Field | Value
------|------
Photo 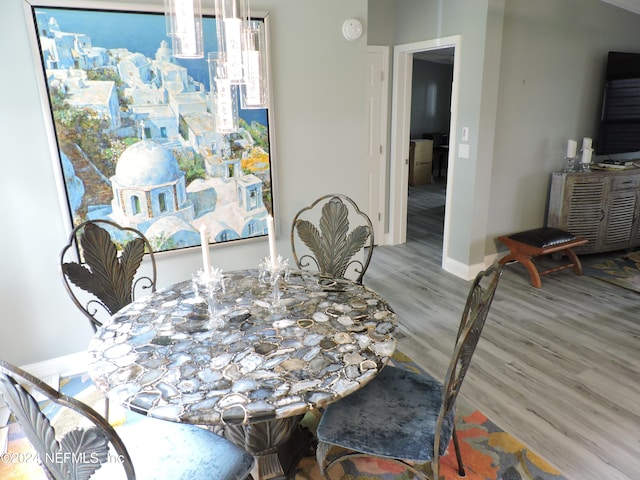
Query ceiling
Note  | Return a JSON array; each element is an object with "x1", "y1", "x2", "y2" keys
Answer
[
  {"x1": 600, "y1": 0, "x2": 640, "y2": 15},
  {"x1": 414, "y1": 48, "x2": 454, "y2": 65}
]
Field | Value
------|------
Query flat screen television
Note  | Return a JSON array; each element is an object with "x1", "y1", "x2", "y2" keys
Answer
[{"x1": 596, "y1": 51, "x2": 640, "y2": 160}]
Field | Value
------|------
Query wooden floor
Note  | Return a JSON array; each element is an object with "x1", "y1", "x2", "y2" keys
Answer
[{"x1": 365, "y1": 181, "x2": 640, "y2": 480}]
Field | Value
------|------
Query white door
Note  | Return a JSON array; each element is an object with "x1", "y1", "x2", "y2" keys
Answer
[{"x1": 366, "y1": 46, "x2": 389, "y2": 245}]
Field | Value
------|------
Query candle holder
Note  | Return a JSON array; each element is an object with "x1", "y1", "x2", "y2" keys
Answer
[
  {"x1": 192, "y1": 267, "x2": 226, "y2": 328},
  {"x1": 579, "y1": 147, "x2": 594, "y2": 172},
  {"x1": 258, "y1": 255, "x2": 290, "y2": 313},
  {"x1": 562, "y1": 155, "x2": 577, "y2": 172}
]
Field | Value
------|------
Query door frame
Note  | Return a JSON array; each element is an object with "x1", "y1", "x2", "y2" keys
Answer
[{"x1": 388, "y1": 35, "x2": 461, "y2": 266}]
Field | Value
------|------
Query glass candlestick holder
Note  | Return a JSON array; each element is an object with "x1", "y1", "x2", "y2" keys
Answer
[
  {"x1": 562, "y1": 155, "x2": 577, "y2": 172},
  {"x1": 192, "y1": 267, "x2": 226, "y2": 328},
  {"x1": 579, "y1": 160, "x2": 592, "y2": 172},
  {"x1": 258, "y1": 255, "x2": 290, "y2": 313},
  {"x1": 579, "y1": 148, "x2": 593, "y2": 172}
]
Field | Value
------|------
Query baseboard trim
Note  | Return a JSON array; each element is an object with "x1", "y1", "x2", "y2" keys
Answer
[
  {"x1": 443, "y1": 256, "x2": 486, "y2": 280},
  {"x1": 21, "y1": 351, "x2": 89, "y2": 379},
  {"x1": 443, "y1": 253, "x2": 501, "y2": 280}
]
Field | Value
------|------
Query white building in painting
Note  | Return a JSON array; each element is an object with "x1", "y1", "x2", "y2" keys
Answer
[
  {"x1": 36, "y1": 12, "x2": 109, "y2": 71},
  {"x1": 109, "y1": 139, "x2": 268, "y2": 247},
  {"x1": 109, "y1": 140, "x2": 194, "y2": 232}
]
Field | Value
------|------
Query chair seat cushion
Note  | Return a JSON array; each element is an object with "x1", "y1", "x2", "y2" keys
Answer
[
  {"x1": 93, "y1": 415, "x2": 254, "y2": 480},
  {"x1": 317, "y1": 366, "x2": 454, "y2": 462},
  {"x1": 507, "y1": 227, "x2": 576, "y2": 249}
]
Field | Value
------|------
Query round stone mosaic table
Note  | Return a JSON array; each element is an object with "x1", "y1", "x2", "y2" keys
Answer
[{"x1": 88, "y1": 268, "x2": 397, "y2": 479}]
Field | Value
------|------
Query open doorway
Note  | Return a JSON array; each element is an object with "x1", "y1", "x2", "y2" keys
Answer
[
  {"x1": 407, "y1": 47, "x2": 454, "y2": 254},
  {"x1": 388, "y1": 36, "x2": 460, "y2": 268}
]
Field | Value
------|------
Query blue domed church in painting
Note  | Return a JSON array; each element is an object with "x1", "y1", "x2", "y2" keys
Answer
[
  {"x1": 107, "y1": 140, "x2": 267, "y2": 250},
  {"x1": 110, "y1": 140, "x2": 194, "y2": 231}
]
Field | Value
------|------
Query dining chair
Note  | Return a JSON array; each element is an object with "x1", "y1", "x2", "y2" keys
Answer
[
  {"x1": 432, "y1": 132, "x2": 449, "y2": 178},
  {"x1": 291, "y1": 194, "x2": 374, "y2": 284},
  {"x1": 315, "y1": 263, "x2": 504, "y2": 480},
  {"x1": 60, "y1": 219, "x2": 158, "y2": 332},
  {"x1": 0, "y1": 358, "x2": 255, "y2": 480}
]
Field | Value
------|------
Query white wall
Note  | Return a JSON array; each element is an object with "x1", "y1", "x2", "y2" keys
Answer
[
  {"x1": 0, "y1": 0, "x2": 367, "y2": 365},
  {"x1": 379, "y1": 0, "x2": 504, "y2": 266},
  {"x1": 371, "y1": 0, "x2": 640, "y2": 266},
  {"x1": 488, "y1": 0, "x2": 640, "y2": 254}
]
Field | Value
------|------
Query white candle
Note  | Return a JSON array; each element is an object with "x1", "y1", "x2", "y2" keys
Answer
[
  {"x1": 200, "y1": 225, "x2": 211, "y2": 277},
  {"x1": 582, "y1": 137, "x2": 592, "y2": 150},
  {"x1": 267, "y1": 215, "x2": 277, "y2": 261},
  {"x1": 566, "y1": 139, "x2": 577, "y2": 158},
  {"x1": 581, "y1": 148, "x2": 593, "y2": 164}
]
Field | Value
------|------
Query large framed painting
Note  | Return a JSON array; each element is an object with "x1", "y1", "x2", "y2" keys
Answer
[{"x1": 23, "y1": 0, "x2": 275, "y2": 254}]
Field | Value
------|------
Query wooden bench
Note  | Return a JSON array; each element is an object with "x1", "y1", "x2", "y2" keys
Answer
[{"x1": 497, "y1": 227, "x2": 588, "y2": 288}]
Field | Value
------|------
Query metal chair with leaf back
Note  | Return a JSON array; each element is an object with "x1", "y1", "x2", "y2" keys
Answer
[
  {"x1": 60, "y1": 219, "x2": 158, "y2": 332},
  {"x1": 315, "y1": 263, "x2": 504, "y2": 480},
  {"x1": 290, "y1": 194, "x2": 374, "y2": 284},
  {"x1": 0, "y1": 358, "x2": 255, "y2": 480}
]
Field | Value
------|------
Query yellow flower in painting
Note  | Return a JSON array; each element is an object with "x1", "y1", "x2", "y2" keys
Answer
[{"x1": 488, "y1": 432, "x2": 562, "y2": 475}]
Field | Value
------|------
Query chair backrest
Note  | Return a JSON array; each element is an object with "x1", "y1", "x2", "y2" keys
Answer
[
  {"x1": 60, "y1": 219, "x2": 157, "y2": 332},
  {"x1": 433, "y1": 263, "x2": 503, "y2": 466},
  {"x1": 291, "y1": 194, "x2": 374, "y2": 283},
  {"x1": 0, "y1": 359, "x2": 135, "y2": 480}
]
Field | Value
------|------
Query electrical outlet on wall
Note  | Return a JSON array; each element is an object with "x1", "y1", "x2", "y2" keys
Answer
[{"x1": 459, "y1": 143, "x2": 470, "y2": 158}]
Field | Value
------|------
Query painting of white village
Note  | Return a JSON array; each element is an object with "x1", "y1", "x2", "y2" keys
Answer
[{"x1": 32, "y1": 7, "x2": 272, "y2": 253}]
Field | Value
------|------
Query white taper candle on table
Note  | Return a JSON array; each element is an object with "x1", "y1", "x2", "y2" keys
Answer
[
  {"x1": 200, "y1": 225, "x2": 211, "y2": 277},
  {"x1": 581, "y1": 147, "x2": 593, "y2": 164},
  {"x1": 267, "y1": 214, "x2": 277, "y2": 261},
  {"x1": 566, "y1": 139, "x2": 577, "y2": 158}
]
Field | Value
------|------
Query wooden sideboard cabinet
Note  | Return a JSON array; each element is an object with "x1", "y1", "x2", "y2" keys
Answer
[{"x1": 547, "y1": 168, "x2": 640, "y2": 254}]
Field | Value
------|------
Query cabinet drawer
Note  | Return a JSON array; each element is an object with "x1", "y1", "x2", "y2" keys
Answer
[{"x1": 610, "y1": 175, "x2": 640, "y2": 190}]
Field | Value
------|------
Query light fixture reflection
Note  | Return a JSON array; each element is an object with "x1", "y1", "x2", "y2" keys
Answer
[
  {"x1": 241, "y1": 20, "x2": 268, "y2": 109},
  {"x1": 165, "y1": 0, "x2": 204, "y2": 59},
  {"x1": 215, "y1": 0, "x2": 247, "y2": 84},
  {"x1": 208, "y1": 52, "x2": 239, "y2": 133},
  {"x1": 165, "y1": 0, "x2": 268, "y2": 132}
]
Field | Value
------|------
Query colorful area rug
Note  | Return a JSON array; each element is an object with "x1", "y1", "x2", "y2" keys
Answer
[
  {"x1": 1, "y1": 352, "x2": 567, "y2": 480},
  {"x1": 583, "y1": 251, "x2": 640, "y2": 293}
]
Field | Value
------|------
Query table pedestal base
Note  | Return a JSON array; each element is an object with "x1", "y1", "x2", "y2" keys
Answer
[{"x1": 223, "y1": 415, "x2": 313, "y2": 480}]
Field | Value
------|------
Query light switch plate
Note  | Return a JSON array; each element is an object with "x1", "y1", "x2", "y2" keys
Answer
[
  {"x1": 461, "y1": 127, "x2": 469, "y2": 142},
  {"x1": 459, "y1": 143, "x2": 470, "y2": 158}
]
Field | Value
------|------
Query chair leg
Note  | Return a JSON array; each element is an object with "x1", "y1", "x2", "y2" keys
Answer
[
  {"x1": 500, "y1": 252, "x2": 542, "y2": 288},
  {"x1": 564, "y1": 248, "x2": 584, "y2": 275},
  {"x1": 451, "y1": 425, "x2": 466, "y2": 477}
]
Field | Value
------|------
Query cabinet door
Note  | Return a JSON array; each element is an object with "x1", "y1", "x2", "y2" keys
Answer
[
  {"x1": 564, "y1": 175, "x2": 606, "y2": 253},
  {"x1": 603, "y1": 190, "x2": 637, "y2": 251}
]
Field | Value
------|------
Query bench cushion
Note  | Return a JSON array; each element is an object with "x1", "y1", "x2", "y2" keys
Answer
[{"x1": 507, "y1": 227, "x2": 577, "y2": 249}]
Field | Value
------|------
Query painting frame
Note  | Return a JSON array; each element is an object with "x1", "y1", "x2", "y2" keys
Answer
[{"x1": 23, "y1": 0, "x2": 277, "y2": 255}]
